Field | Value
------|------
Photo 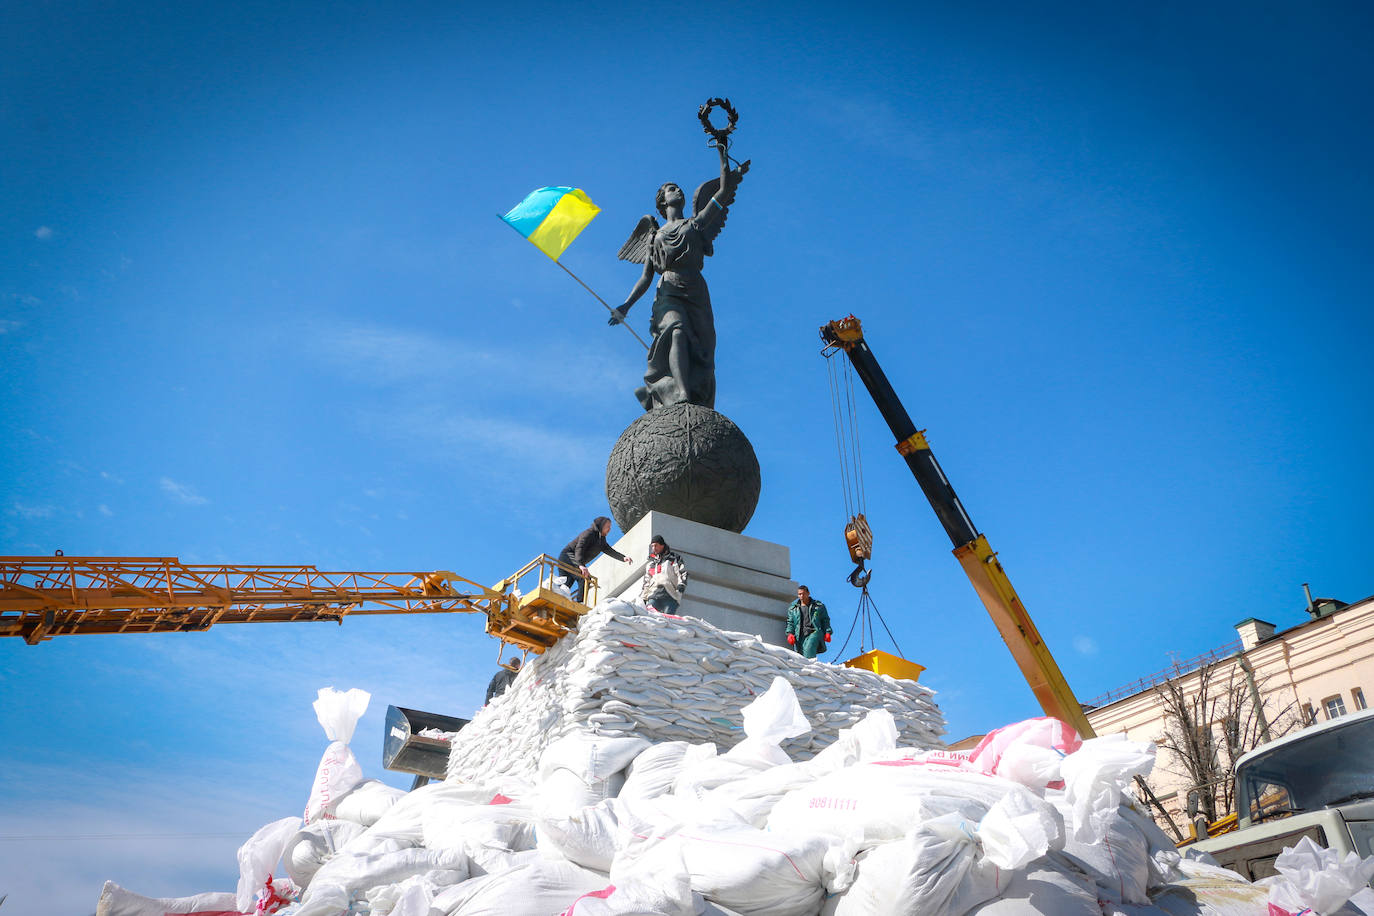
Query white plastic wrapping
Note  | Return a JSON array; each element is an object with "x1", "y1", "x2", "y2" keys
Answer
[
  {"x1": 1263, "y1": 836, "x2": 1374, "y2": 916},
  {"x1": 823, "y1": 812, "x2": 1011, "y2": 916},
  {"x1": 235, "y1": 815, "x2": 302, "y2": 912},
  {"x1": 1059, "y1": 734, "x2": 1156, "y2": 844}
]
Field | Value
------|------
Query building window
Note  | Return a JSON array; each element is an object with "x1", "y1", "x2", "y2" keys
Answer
[
  {"x1": 1304, "y1": 703, "x2": 1318, "y2": 725},
  {"x1": 1354, "y1": 688, "x2": 1367, "y2": 711},
  {"x1": 1324, "y1": 695, "x2": 1347, "y2": 720}
]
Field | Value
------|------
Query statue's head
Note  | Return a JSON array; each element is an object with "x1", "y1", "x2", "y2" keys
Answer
[{"x1": 656, "y1": 182, "x2": 685, "y2": 218}]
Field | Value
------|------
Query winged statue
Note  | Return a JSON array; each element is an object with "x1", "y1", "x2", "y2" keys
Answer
[{"x1": 608, "y1": 135, "x2": 750, "y2": 411}]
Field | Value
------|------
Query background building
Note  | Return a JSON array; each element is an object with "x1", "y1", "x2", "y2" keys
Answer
[{"x1": 1085, "y1": 590, "x2": 1374, "y2": 835}]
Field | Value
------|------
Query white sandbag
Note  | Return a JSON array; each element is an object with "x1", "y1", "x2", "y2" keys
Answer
[
  {"x1": 439, "y1": 857, "x2": 609, "y2": 916},
  {"x1": 539, "y1": 794, "x2": 690, "y2": 873},
  {"x1": 285, "y1": 819, "x2": 368, "y2": 888},
  {"x1": 304, "y1": 687, "x2": 371, "y2": 823},
  {"x1": 235, "y1": 815, "x2": 302, "y2": 912},
  {"x1": 965, "y1": 861, "x2": 1100, "y2": 915},
  {"x1": 975, "y1": 786, "x2": 1062, "y2": 871},
  {"x1": 735, "y1": 676, "x2": 811, "y2": 765},
  {"x1": 1120, "y1": 803, "x2": 1184, "y2": 890},
  {"x1": 673, "y1": 742, "x2": 768, "y2": 800},
  {"x1": 1059, "y1": 734, "x2": 1156, "y2": 844},
  {"x1": 620, "y1": 741, "x2": 693, "y2": 802},
  {"x1": 345, "y1": 781, "x2": 495, "y2": 852},
  {"x1": 292, "y1": 847, "x2": 468, "y2": 916},
  {"x1": 365, "y1": 873, "x2": 440, "y2": 916},
  {"x1": 335, "y1": 778, "x2": 407, "y2": 826},
  {"x1": 823, "y1": 813, "x2": 1011, "y2": 916},
  {"x1": 94, "y1": 881, "x2": 240, "y2": 916},
  {"x1": 671, "y1": 679, "x2": 813, "y2": 803},
  {"x1": 537, "y1": 733, "x2": 651, "y2": 814},
  {"x1": 557, "y1": 850, "x2": 704, "y2": 916},
  {"x1": 768, "y1": 762, "x2": 1013, "y2": 847},
  {"x1": 624, "y1": 824, "x2": 829, "y2": 916},
  {"x1": 1052, "y1": 799, "x2": 1152, "y2": 905},
  {"x1": 422, "y1": 795, "x2": 538, "y2": 866}
]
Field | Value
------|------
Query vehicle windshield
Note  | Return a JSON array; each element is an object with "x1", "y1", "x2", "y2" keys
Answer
[{"x1": 1238, "y1": 717, "x2": 1374, "y2": 822}]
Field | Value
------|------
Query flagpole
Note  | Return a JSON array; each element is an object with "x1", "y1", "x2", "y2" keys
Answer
[
  {"x1": 551, "y1": 259, "x2": 650, "y2": 351},
  {"x1": 498, "y1": 213, "x2": 650, "y2": 351}
]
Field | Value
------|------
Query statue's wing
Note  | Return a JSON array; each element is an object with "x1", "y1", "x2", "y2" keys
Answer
[
  {"x1": 692, "y1": 160, "x2": 750, "y2": 252},
  {"x1": 617, "y1": 215, "x2": 659, "y2": 264}
]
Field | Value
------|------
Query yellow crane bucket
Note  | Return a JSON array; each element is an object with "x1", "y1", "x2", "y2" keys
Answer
[{"x1": 844, "y1": 648, "x2": 925, "y2": 683}]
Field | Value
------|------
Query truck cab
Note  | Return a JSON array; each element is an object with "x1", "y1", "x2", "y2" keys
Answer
[{"x1": 1192, "y1": 707, "x2": 1374, "y2": 881}]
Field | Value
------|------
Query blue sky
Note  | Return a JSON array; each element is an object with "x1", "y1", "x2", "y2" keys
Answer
[{"x1": 3, "y1": 1, "x2": 1372, "y2": 912}]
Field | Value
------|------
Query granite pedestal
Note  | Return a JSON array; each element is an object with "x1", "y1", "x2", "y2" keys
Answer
[{"x1": 587, "y1": 511, "x2": 795, "y2": 647}]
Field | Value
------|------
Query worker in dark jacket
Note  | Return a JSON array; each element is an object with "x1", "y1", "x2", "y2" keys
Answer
[
  {"x1": 785, "y1": 585, "x2": 832, "y2": 659},
  {"x1": 485, "y1": 657, "x2": 521, "y2": 704},
  {"x1": 557, "y1": 515, "x2": 631, "y2": 603}
]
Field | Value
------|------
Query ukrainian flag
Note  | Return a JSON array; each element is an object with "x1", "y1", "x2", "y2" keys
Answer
[{"x1": 501, "y1": 187, "x2": 600, "y2": 261}]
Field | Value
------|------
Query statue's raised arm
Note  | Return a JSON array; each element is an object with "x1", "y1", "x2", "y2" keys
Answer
[{"x1": 691, "y1": 145, "x2": 750, "y2": 255}]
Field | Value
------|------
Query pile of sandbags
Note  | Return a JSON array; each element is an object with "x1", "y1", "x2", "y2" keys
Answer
[
  {"x1": 99, "y1": 600, "x2": 1374, "y2": 916},
  {"x1": 237, "y1": 676, "x2": 1374, "y2": 916},
  {"x1": 445, "y1": 599, "x2": 946, "y2": 789}
]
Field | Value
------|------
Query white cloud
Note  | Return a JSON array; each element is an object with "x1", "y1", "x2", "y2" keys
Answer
[
  {"x1": 1073, "y1": 635, "x2": 1098, "y2": 656},
  {"x1": 33, "y1": 226, "x2": 53, "y2": 240},
  {"x1": 304, "y1": 320, "x2": 624, "y2": 392},
  {"x1": 160, "y1": 478, "x2": 208, "y2": 506},
  {"x1": 100, "y1": 471, "x2": 125, "y2": 485},
  {"x1": 98, "y1": 504, "x2": 113, "y2": 517},
  {"x1": 0, "y1": 318, "x2": 22, "y2": 334},
  {"x1": 10, "y1": 502, "x2": 54, "y2": 519}
]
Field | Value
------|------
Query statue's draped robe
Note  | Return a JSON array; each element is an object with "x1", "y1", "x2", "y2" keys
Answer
[{"x1": 640, "y1": 204, "x2": 725, "y2": 410}]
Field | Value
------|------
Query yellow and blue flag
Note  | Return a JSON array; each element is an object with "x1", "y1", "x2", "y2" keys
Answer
[{"x1": 501, "y1": 187, "x2": 600, "y2": 260}]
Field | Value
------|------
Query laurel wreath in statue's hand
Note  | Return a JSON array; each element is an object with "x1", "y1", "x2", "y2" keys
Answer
[{"x1": 698, "y1": 98, "x2": 739, "y2": 149}]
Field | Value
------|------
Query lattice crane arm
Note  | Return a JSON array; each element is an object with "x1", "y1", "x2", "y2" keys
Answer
[{"x1": 0, "y1": 554, "x2": 591, "y2": 654}]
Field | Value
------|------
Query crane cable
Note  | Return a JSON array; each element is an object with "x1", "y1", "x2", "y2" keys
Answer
[
  {"x1": 823, "y1": 348, "x2": 906, "y2": 660},
  {"x1": 825, "y1": 348, "x2": 866, "y2": 523}
]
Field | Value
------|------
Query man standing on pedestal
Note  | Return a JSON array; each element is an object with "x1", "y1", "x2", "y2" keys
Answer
[
  {"x1": 640, "y1": 535, "x2": 688, "y2": 614},
  {"x1": 786, "y1": 585, "x2": 832, "y2": 659}
]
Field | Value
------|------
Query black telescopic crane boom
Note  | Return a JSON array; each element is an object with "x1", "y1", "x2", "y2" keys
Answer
[{"x1": 821, "y1": 315, "x2": 1095, "y2": 740}]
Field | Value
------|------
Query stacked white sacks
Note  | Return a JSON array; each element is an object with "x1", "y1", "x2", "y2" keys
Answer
[{"x1": 445, "y1": 599, "x2": 946, "y2": 790}]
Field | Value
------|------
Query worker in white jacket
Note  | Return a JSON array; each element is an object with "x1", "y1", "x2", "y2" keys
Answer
[{"x1": 640, "y1": 535, "x2": 688, "y2": 614}]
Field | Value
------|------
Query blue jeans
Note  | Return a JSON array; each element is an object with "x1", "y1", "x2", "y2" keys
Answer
[{"x1": 645, "y1": 591, "x2": 679, "y2": 614}]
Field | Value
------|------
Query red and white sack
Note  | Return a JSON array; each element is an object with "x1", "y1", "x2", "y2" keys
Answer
[
  {"x1": 965, "y1": 716, "x2": 1082, "y2": 790},
  {"x1": 235, "y1": 815, "x2": 303, "y2": 912},
  {"x1": 768, "y1": 762, "x2": 1013, "y2": 847},
  {"x1": 304, "y1": 686, "x2": 371, "y2": 823}
]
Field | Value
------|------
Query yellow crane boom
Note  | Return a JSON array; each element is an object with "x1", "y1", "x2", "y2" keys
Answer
[
  {"x1": 821, "y1": 316, "x2": 1095, "y2": 739},
  {"x1": 0, "y1": 553, "x2": 592, "y2": 653}
]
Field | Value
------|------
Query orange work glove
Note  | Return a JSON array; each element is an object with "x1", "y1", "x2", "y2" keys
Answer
[
  {"x1": 824, "y1": 633, "x2": 832, "y2": 642},
  {"x1": 786, "y1": 634, "x2": 796, "y2": 645}
]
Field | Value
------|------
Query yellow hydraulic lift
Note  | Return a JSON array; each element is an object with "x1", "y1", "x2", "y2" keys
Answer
[
  {"x1": 0, "y1": 553, "x2": 595, "y2": 655},
  {"x1": 821, "y1": 315, "x2": 1096, "y2": 739}
]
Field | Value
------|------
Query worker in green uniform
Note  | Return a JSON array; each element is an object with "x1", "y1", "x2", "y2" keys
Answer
[{"x1": 785, "y1": 585, "x2": 832, "y2": 659}]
